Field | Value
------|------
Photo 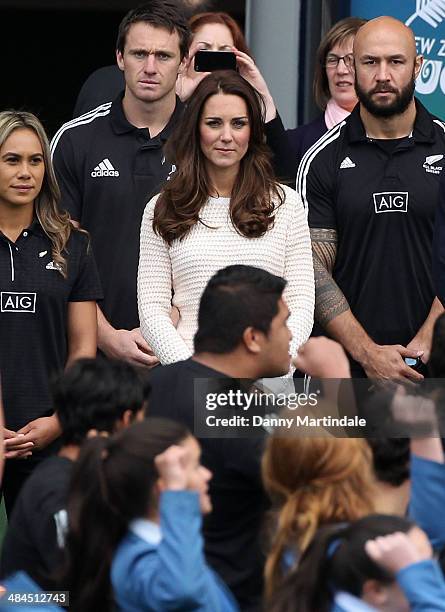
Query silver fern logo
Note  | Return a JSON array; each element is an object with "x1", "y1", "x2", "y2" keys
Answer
[{"x1": 406, "y1": 0, "x2": 445, "y2": 28}]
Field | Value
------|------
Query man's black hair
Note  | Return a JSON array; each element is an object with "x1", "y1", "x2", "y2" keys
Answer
[
  {"x1": 116, "y1": 0, "x2": 191, "y2": 60},
  {"x1": 367, "y1": 438, "x2": 410, "y2": 487},
  {"x1": 194, "y1": 264, "x2": 287, "y2": 354},
  {"x1": 52, "y1": 358, "x2": 150, "y2": 446}
]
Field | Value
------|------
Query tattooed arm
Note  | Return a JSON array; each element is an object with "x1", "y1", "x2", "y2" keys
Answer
[{"x1": 311, "y1": 228, "x2": 424, "y2": 380}]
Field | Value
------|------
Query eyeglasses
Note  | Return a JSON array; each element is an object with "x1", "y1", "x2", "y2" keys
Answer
[{"x1": 324, "y1": 53, "x2": 354, "y2": 69}]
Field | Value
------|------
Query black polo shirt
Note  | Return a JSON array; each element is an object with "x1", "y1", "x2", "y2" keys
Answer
[
  {"x1": 297, "y1": 99, "x2": 445, "y2": 356},
  {"x1": 0, "y1": 221, "x2": 102, "y2": 431},
  {"x1": 51, "y1": 92, "x2": 184, "y2": 331},
  {"x1": 147, "y1": 358, "x2": 269, "y2": 612}
]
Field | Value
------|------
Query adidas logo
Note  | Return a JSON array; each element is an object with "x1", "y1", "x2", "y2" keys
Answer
[
  {"x1": 340, "y1": 156, "x2": 356, "y2": 169},
  {"x1": 91, "y1": 158, "x2": 120, "y2": 177},
  {"x1": 46, "y1": 260, "x2": 62, "y2": 272}
]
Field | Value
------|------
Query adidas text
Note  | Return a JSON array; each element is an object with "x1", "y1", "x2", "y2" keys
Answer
[
  {"x1": 91, "y1": 158, "x2": 120, "y2": 177},
  {"x1": 91, "y1": 168, "x2": 119, "y2": 177}
]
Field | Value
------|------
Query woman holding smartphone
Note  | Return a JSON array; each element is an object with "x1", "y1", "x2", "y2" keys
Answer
[
  {"x1": 0, "y1": 111, "x2": 101, "y2": 514},
  {"x1": 138, "y1": 71, "x2": 314, "y2": 367}
]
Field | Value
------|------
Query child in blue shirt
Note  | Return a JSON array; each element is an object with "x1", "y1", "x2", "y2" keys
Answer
[{"x1": 57, "y1": 418, "x2": 239, "y2": 611}]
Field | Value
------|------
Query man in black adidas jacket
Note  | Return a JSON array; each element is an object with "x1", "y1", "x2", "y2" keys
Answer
[
  {"x1": 297, "y1": 16, "x2": 445, "y2": 380},
  {"x1": 51, "y1": 2, "x2": 190, "y2": 367}
]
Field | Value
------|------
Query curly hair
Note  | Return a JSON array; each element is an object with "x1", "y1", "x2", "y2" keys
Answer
[
  {"x1": 152, "y1": 70, "x2": 283, "y2": 244},
  {"x1": 262, "y1": 432, "x2": 375, "y2": 599}
]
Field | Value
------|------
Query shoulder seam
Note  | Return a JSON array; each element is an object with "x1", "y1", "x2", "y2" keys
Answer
[
  {"x1": 296, "y1": 121, "x2": 346, "y2": 210},
  {"x1": 50, "y1": 103, "x2": 112, "y2": 158},
  {"x1": 433, "y1": 119, "x2": 445, "y2": 134}
]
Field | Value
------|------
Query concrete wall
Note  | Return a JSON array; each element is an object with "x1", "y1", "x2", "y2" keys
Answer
[{"x1": 245, "y1": 0, "x2": 301, "y2": 129}]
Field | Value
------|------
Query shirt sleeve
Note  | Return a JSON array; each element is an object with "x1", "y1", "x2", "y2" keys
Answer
[
  {"x1": 282, "y1": 186, "x2": 315, "y2": 354},
  {"x1": 138, "y1": 196, "x2": 192, "y2": 364},
  {"x1": 117, "y1": 492, "x2": 238, "y2": 612},
  {"x1": 50, "y1": 128, "x2": 83, "y2": 221},
  {"x1": 409, "y1": 454, "x2": 445, "y2": 551},
  {"x1": 397, "y1": 559, "x2": 445, "y2": 611},
  {"x1": 68, "y1": 231, "x2": 103, "y2": 302},
  {"x1": 0, "y1": 572, "x2": 61, "y2": 611},
  {"x1": 296, "y1": 140, "x2": 337, "y2": 230},
  {"x1": 264, "y1": 113, "x2": 298, "y2": 186}
]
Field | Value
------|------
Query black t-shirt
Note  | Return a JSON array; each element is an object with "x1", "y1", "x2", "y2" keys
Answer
[
  {"x1": 0, "y1": 221, "x2": 102, "y2": 430},
  {"x1": 298, "y1": 100, "x2": 445, "y2": 352},
  {"x1": 0, "y1": 455, "x2": 72, "y2": 586},
  {"x1": 147, "y1": 358, "x2": 269, "y2": 612},
  {"x1": 51, "y1": 93, "x2": 183, "y2": 331}
]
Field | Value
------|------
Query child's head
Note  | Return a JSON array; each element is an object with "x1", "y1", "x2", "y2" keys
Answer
[
  {"x1": 62, "y1": 418, "x2": 212, "y2": 610},
  {"x1": 52, "y1": 357, "x2": 150, "y2": 446},
  {"x1": 262, "y1": 435, "x2": 375, "y2": 596},
  {"x1": 269, "y1": 514, "x2": 432, "y2": 612}
]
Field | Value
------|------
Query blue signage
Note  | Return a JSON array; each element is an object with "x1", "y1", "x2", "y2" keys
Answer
[{"x1": 350, "y1": 0, "x2": 445, "y2": 119}]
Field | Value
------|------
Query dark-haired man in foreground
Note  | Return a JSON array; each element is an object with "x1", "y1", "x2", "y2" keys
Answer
[{"x1": 148, "y1": 264, "x2": 292, "y2": 612}]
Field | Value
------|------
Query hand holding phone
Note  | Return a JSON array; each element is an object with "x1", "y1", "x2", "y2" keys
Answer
[{"x1": 404, "y1": 356, "x2": 428, "y2": 376}]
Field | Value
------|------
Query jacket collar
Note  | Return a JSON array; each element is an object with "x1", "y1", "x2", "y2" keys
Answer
[
  {"x1": 129, "y1": 518, "x2": 162, "y2": 545},
  {"x1": 0, "y1": 217, "x2": 46, "y2": 243},
  {"x1": 345, "y1": 98, "x2": 437, "y2": 144},
  {"x1": 110, "y1": 90, "x2": 184, "y2": 141},
  {"x1": 334, "y1": 591, "x2": 376, "y2": 611}
]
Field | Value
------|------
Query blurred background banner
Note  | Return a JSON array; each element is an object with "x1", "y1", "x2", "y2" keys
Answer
[{"x1": 350, "y1": 0, "x2": 445, "y2": 119}]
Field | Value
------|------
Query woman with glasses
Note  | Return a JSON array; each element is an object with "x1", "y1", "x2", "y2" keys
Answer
[{"x1": 288, "y1": 17, "x2": 366, "y2": 171}]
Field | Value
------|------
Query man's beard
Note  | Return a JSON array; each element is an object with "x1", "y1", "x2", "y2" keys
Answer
[{"x1": 355, "y1": 74, "x2": 416, "y2": 118}]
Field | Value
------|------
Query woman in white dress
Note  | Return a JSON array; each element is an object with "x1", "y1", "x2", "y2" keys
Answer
[{"x1": 138, "y1": 71, "x2": 314, "y2": 367}]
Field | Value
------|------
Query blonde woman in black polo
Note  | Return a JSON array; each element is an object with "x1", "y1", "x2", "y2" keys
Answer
[{"x1": 0, "y1": 111, "x2": 102, "y2": 514}]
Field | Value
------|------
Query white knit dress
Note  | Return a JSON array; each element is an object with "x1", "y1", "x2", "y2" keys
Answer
[{"x1": 138, "y1": 184, "x2": 314, "y2": 365}]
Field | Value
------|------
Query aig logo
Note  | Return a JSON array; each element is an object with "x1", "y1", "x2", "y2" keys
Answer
[
  {"x1": 1, "y1": 292, "x2": 36, "y2": 313},
  {"x1": 373, "y1": 192, "x2": 408, "y2": 214}
]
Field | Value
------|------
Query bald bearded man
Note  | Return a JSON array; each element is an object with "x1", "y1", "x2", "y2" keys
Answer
[{"x1": 297, "y1": 16, "x2": 445, "y2": 380}]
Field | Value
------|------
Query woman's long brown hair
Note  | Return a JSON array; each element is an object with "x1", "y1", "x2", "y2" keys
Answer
[
  {"x1": 153, "y1": 71, "x2": 284, "y2": 245},
  {"x1": 0, "y1": 110, "x2": 73, "y2": 277},
  {"x1": 262, "y1": 433, "x2": 375, "y2": 600}
]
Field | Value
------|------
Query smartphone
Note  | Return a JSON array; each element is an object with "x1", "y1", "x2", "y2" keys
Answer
[
  {"x1": 194, "y1": 50, "x2": 237, "y2": 72},
  {"x1": 404, "y1": 357, "x2": 428, "y2": 375}
]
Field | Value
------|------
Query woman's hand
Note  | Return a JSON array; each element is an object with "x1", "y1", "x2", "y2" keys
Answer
[
  {"x1": 16, "y1": 414, "x2": 61, "y2": 452},
  {"x1": 232, "y1": 47, "x2": 277, "y2": 122},
  {"x1": 176, "y1": 47, "x2": 210, "y2": 102},
  {"x1": 4, "y1": 428, "x2": 34, "y2": 459}
]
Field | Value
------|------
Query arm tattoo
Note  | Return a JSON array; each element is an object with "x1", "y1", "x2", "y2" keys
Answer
[{"x1": 310, "y1": 228, "x2": 349, "y2": 327}]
